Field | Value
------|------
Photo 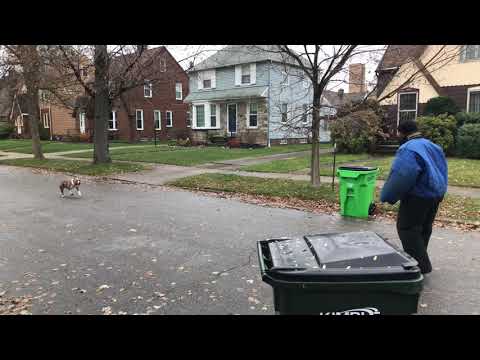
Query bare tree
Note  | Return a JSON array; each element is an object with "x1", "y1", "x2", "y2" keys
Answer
[{"x1": 0, "y1": 45, "x2": 46, "y2": 159}]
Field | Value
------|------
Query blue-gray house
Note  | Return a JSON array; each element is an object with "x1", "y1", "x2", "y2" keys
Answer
[{"x1": 184, "y1": 45, "x2": 334, "y2": 146}]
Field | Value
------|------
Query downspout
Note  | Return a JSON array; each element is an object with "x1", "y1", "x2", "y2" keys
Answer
[{"x1": 267, "y1": 60, "x2": 272, "y2": 148}]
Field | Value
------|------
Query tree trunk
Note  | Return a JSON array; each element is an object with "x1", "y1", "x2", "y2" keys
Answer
[
  {"x1": 93, "y1": 45, "x2": 111, "y2": 164},
  {"x1": 22, "y1": 46, "x2": 44, "y2": 160},
  {"x1": 310, "y1": 88, "x2": 321, "y2": 187},
  {"x1": 27, "y1": 93, "x2": 44, "y2": 160}
]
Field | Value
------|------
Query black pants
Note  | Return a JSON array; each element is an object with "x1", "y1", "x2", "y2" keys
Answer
[{"x1": 397, "y1": 195, "x2": 442, "y2": 274}]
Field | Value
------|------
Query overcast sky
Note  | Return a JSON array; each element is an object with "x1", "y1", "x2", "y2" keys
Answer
[{"x1": 155, "y1": 45, "x2": 386, "y2": 92}]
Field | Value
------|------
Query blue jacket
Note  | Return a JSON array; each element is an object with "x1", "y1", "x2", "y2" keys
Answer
[{"x1": 380, "y1": 136, "x2": 448, "y2": 205}]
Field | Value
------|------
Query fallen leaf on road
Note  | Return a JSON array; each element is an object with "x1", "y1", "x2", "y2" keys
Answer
[
  {"x1": 102, "y1": 306, "x2": 113, "y2": 315},
  {"x1": 420, "y1": 303, "x2": 428, "y2": 308},
  {"x1": 129, "y1": 229, "x2": 137, "y2": 233},
  {"x1": 97, "y1": 285, "x2": 111, "y2": 292},
  {"x1": 246, "y1": 279, "x2": 254, "y2": 284},
  {"x1": 51, "y1": 281, "x2": 60, "y2": 285},
  {"x1": 118, "y1": 311, "x2": 127, "y2": 315},
  {"x1": 211, "y1": 272, "x2": 219, "y2": 275}
]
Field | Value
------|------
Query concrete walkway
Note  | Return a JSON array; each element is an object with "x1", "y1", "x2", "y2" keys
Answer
[{"x1": 1, "y1": 146, "x2": 479, "y2": 199}]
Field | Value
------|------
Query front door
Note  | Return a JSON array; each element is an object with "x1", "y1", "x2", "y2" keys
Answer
[{"x1": 227, "y1": 104, "x2": 237, "y2": 134}]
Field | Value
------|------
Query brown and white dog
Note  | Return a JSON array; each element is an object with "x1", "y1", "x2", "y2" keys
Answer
[{"x1": 60, "y1": 177, "x2": 82, "y2": 198}]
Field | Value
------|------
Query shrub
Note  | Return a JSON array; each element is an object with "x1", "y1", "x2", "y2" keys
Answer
[
  {"x1": 330, "y1": 109, "x2": 385, "y2": 154},
  {"x1": 456, "y1": 124, "x2": 480, "y2": 159},
  {"x1": 416, "y1": 114, "x2": 457, "y2": 154},
  {"x1": 0, "y1": 122, "x2": 14, "y2": 139},
  {"x1": 424, "y1": 96, "x2": 460, "y2": 116},
  {"x1": 38, "y1": 121, "x2": 50, "y2": 140},
  {"x1": 454, "y1": 112, "x2": 480, "y2": 127}
]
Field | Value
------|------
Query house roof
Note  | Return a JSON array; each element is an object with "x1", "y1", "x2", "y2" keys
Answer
[
  {"x1": 322, "y1": 90, "x2": 367, "y2": 108},
  {"x1": 184, "y1": 85, "x2": 268, "y2": 102},
  {"x1": 190, "y1": 45, "x2": 311, "y2": 72},
  {"x1": 376, "y1": 45, "x2": 427, "y2": 71}
]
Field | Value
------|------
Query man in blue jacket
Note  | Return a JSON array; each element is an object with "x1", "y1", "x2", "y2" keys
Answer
[{"x1": 380, "y1": 120, "x2": 448, "y2": 274}]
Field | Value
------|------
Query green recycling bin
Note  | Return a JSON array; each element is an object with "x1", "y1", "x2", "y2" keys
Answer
[{"x1": 337, "y1": 166, "x2": 379, "y2": 218}]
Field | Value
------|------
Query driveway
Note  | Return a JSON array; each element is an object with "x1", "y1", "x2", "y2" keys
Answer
[{"x1": 0, "y1": 166, "x2": 479, "y2": 315}]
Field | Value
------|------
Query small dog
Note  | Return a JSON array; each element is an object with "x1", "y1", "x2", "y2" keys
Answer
[{"x1": 60, "y1": 177, "x2": 82, "y2": 198}]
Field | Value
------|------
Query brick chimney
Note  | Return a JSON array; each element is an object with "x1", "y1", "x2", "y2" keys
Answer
[{"x1": 349, "y1": 63, "x2": 366, "y2": 93}]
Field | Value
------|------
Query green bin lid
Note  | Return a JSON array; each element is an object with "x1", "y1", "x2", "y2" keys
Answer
[{"x1": 338, "y1": 166, "x2": 378, "y2": 171}]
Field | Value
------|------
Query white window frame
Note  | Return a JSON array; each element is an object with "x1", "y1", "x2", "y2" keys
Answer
[
  {"x1": 198, "y1": 70, "x2": 216, "y2": 90},
  {"x1": 175, "y1": 82, "x2": 183, "y2": 100},
  {"x1": 154, "y1": 110, "x2": 162, "y2": 130},
  {"x1": 397, "y1": 91, "x2": 418, "y2": 127},
  {"x1": 108, "y1": 110, "x2": 118, "y2": 131},
  {"x1": 241, "y1": 64, "x2": 251, "y2": 85},
  {"x1": 166, "y1": 111, "x2": 173, "y2": 127},
  {"x1": 210, "y1": 104, "x2": 218, "y2": 128},
  {"x1": 192, "y1": 102, "x2": 221, "y2": 130},
  {"x1": 186, "y1": 111, "x2": 191, "y2": 127},
  {"x1": 42, "y1": 112, "x2": 50, "y2": 128},
  {"x1": 144, "y1": 82, "x2": 153, "y2": 98},
  {"x1": 247, "y1": 102, "x2": 258, "y2": 129},
  {"x1": 467, "y1": 86, "x2": 480, "y2": 113},
  {"x1": 79, "y1": 112, "x2": 86, "y2": 134},
  {"x1": 136, "y1": 109, "x2": 144, "y2": 130}
]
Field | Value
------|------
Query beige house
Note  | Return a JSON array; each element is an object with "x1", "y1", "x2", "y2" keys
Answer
[{"x1": 376, "y1": 45, "x2": 480, "y2": 132}]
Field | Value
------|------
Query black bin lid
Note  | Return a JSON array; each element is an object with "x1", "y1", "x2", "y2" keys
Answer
[
  {"x1": 259, "y1": 231, "x2": 420, "y2": 282},
  {"x1": 338, "y1": 166, "x2": 378, "y2": 171}
]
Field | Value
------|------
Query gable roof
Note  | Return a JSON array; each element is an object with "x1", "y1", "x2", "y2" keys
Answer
[
  {"x1": 322, "y1": 90, "x2": 367, "y2": 109},
  {"x1": 191, "y1": 45, "x2": 311, "y2": 72},
  {"x1": 376, "y1": 45, "x2": 427, "y2": 71}
]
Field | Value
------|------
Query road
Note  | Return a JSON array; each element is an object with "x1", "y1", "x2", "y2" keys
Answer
[{"x1": 0, "y1": 165, "x2": 479, "y2": 315}]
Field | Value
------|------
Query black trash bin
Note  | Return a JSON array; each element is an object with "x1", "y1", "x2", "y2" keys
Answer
[{"x1": 257, "y1": 231, "x2": 423, "y2": 315}]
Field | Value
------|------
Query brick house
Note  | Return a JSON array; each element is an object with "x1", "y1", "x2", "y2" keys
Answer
[
  {"x1": 376, "y1": 45, "x2": 480, "y2": 134},
  {"x1": 74, "y1": 46, "x2": 190, "y2": 142}
]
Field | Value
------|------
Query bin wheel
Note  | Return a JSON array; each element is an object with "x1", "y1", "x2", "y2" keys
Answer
[{"x1": 369, "y1": 203, "x2": 376, "y2": 215}]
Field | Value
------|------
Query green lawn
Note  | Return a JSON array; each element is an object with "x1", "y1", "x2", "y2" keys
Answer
[
  {"x1": 243, "y1": 151, "x2": 480, "y2": 188},
  {"x1": 65, "y1": 144, "x2": 321, "y2": 166},
  {"x1": 169, "y1": 173, "x2": 480, "y2": 223},
  {"x1": 0, "y1": 139, "x2": 158, "y2": 154},
  {"x1": 0, "y1": 158, "x2": 147, "y2": 176}
]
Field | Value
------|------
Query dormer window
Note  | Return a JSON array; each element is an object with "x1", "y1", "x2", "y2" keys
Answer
[
  {"x1": 198, "y1": 70, "x2": 216, "y2": 90},
  {"x1": 462, "y1": 45, "x2": 480, "y2": 62},
  {"x1": 235, "y1": 63, "x2": 256, "y2": 86}
]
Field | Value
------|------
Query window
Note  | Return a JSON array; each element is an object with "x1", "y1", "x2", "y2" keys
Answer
[
  {"x1": 176, "y1": 83, "x2": 183, "y2": 100},
  {"x1": 199, "y1": 70, "x2": 215, "y2": 90},
  {"x1": 462, "y1": 45, "x2": 480, "y2": 61},
  {"x1": 241, "y1": 64, "x2": 251, "y2": 84},
  {"x1": 79, "y1": 112, "x2": 86, "y2": 134},
  {"x1": 42, "y1": 112, "x2": 50, "y2": 128},
  {"x1": 281, "y1": 71, "x2": 289, "y2": 86},
  {"x1": 195, "y1": 105, "x2": 205, "y2": 128},
  {"x1": 248, "y1": 103, "x2": 258, "y2": 128},
  {"x1": 166, "y1": 111, "x2": 173, "y2": 127},
  {"x1": 210, "y1": 104, "x2": 217, "y2": 127},
  {"x1": 467, "y1": 87, "x2": 480, "y2": 113},
  {"x1": 186, "y1": 111, "x2": 191, "y2": 127},
  {"x1": 136, "y1": 109, "x2": 144, "y2": 130},
  {"x1": 301, "y1": 104, "x2": 308, "y2": 124},
  {"x1": 154, "y1": 110, "x2": 161, "y2": 130},
  {"x1": 281, "y1": 103, "x2": 288, "y2": 123},
  {"x1": 398, "y1": 92, "x2": 418, "y2": 123},
  {"x1": 144, "y1": 82, "x2": 152, "y2": 98},
  {"x1": 40, "y1": 91, "x2": 47, "y2": 102},
  {"x1": 108, "y1": 111, "x2": 117, "y2": 130}
]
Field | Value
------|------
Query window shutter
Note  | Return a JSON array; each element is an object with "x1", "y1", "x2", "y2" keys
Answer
[
  {"x1": 197, "y1": 72, "x2": 203, "y2": 90},
  {"x1": 211, "y1": 70, "x2": 216, "y2": 89},
  {"x1": 250, "y1": 63, "x2": 256, "y2": 85},
  {"x1": 216, "y1": 104, "x2": 221, "y2": 129},
  {"x1": 235, "y1": 65, "x2": 241, "y2": 86}
]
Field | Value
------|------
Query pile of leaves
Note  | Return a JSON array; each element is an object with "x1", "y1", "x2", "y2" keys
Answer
[{"x1": 0, "y1": 293, "x2": 32, "y2": 315}]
